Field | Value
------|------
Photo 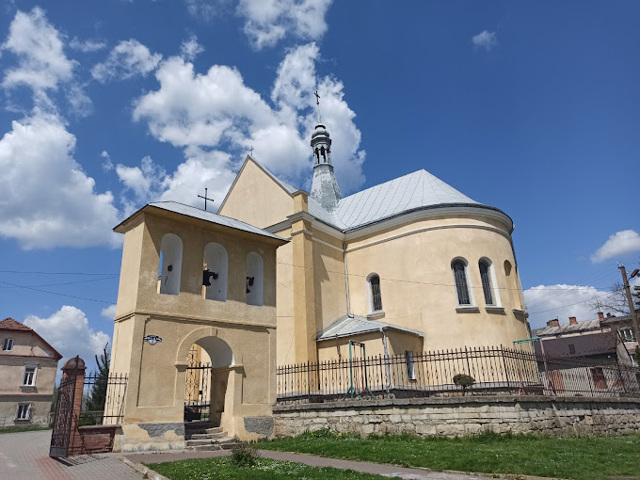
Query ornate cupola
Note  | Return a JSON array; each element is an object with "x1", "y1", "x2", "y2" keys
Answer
[{"x1": 310, "y1": 92, "x2": 341, "y2": 211}]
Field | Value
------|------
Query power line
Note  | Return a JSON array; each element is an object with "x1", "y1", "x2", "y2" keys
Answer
[
  {"x1": 0, "y1": 270, "x2": 119, "y2": 276},
  {"x1": 0, "y1": 280, "x2": 114, "y2": 305},
  {"x1": 0, "y1": 276, "x2": 118, "y2": 289}
]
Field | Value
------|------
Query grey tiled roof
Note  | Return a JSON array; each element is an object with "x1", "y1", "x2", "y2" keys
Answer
[
  {"x1": 317, "y1": 314, "x2": 423, "y2": 341},
  {"x1": 532, "y1": 319, "x2": 602, "y2": 337},
  {"x1": 144, "y1": 201, "x2": 286, "y2": 241}
]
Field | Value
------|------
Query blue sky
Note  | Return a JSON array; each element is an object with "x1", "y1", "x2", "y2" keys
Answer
[{"x1": 0, "y1": 1, "x2": 639, "y2": 371}]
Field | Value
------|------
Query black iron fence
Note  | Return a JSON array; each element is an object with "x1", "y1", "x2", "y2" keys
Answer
[
  {"x1": 277, "y1": 346, "x2": 640, "y2": 402},
  {"x1": 79, "y1": 372, "x2": 128, "y2": 425}
]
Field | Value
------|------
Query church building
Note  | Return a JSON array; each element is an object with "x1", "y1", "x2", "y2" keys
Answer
[{"x1": 220, "y1": 119, "x2": 531, "y2": 366}]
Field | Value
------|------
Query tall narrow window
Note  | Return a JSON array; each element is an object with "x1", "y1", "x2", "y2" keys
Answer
[
  {"x1": 246, "y1": 252, "x2": 264, "y2": 306},
  {"x1": 452, "y1": 259, "x2": 471, "y2": 305},
  {"x1": 479, "y1": 260, "x2": 494, "y2": 305},
  {"x1": 368, "y1": 274, "x2": 383, "y2": 312},
  {"x1": 203, "y1": 243, "x2": 228, "y2": 302},
  {"x1": 16, "y1": 403, "x2": 31, "y2": 420},
  {"x1": 23, "y1": 366, "x2": 36, "y2": 386},
  {"x1": 158, "y1": 233, "x2": 183, "y2": 295},
  {"x1": 3, "y1": 338, "x2": 14, "y2": 351}
]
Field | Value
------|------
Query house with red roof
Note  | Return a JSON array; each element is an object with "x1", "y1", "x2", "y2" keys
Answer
[{"x1": 0, "y1": 317, "x2": 62, "y2": 428}]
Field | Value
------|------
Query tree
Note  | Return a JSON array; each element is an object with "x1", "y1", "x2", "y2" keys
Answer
[
  {"x1": 85, "y1": 344, "x2": 110, "y2": 413},
  {"x1": 590, "y1": 282, "x2": 639, "y2": 316}
]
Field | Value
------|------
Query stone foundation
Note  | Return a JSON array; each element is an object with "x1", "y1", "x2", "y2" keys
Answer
[
  {"x1": 273, "y1": 396, "x2": 640, "y2": 438},
  {"x1": 113, "y1": 422, "x2": 186, "y2": 453}
]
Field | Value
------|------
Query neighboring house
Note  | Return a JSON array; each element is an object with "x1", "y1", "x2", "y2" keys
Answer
[
  {"x1": 219, "y1": 119, "x2": 531, "y2": 366},
  {"x1": 0, "y1": 317, "x2": 62, "y2": 427},
  {"x1": 532, "y1": 313, "x2": 636, "y2": 366}
]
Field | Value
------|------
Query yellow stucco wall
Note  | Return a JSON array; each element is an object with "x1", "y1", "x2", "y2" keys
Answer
[
  {"x1": 110, "y1": 206, "x2": 284, "y2": 449},
  {"x1": 214, "y1": 159, "x2": 530, "y2": 367},
  {"x1": 219, "y1": 158, "x2": 294, "y2": 229},
  {"x1": 345, "y1": 215, "x2": 528, "y2": 351}
]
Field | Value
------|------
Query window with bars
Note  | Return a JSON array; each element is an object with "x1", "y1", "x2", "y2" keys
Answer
[
  {"x1": 22, "y1": 366, "x2": 36, "y2": 386},
  {"x1": 16, "y1": 403, "x2": 31, "y2": 420},
  {"x1": 452, "y1": 260, "x2": 471, "y2": 305},
  {"x1": 479, "y1": 260, "x2": 494, "y2": 305},
  {"x1": 368, "y1": 274, "x2": 382, "y2": 312},
  {"x1": 2, "y1": 338, "x2": 14, "y2": 351}
]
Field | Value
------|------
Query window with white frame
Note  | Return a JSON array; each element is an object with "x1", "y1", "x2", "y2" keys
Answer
[
  {"x1": 22, "y1": 366, "x2": 36, "y2": 386},
  {"x1": 452, "y1": 259, "x2": 472, "y2": 305},
  {"x1": 619, "y1": 328, "x2": 636, "y2": 342},
  {"x1": 367, "y1": 273, "x2": 383, "y2": 312},
  {"x1": 479, "y1": 260, "x2": 494, "y2": 305},
  {"x1": 16, "y1": 403, "x2": 31, "y2": 420},
  {"x1": 2, "y1": 338, "x2": 14, "y2": 351}
]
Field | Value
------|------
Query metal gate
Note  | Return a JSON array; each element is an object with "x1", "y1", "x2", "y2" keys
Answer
[
  {"x1": 184, "y1": 361, "x2": 212, "y2": 422},
  {"x1": 49, "y1": 359, "x2": 81, "y2": 457}
]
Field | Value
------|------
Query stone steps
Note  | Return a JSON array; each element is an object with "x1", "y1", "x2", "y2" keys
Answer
[{"x1": 185, "y1": 428, "x2": 236, "y2": 450}]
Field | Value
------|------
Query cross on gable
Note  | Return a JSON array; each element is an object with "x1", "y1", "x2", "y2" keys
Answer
[{"x1": 197, "y1": 187, "x2": 215, "y2": 211}]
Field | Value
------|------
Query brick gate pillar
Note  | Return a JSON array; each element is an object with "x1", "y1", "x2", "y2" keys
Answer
[{"x1": 61, "y1": 356, "x2": 86, "y2": 456}]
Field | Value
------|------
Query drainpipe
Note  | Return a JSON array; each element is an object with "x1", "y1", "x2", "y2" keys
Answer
[
  {"x1": 381, "y1": 328, "x2": 391, "y2": 398},
  {"x1": 343, "y1": 242, "x2": 351, "y2": 316}
]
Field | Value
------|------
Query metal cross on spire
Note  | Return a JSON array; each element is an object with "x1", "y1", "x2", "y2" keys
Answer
[
  {"x1": 198, "y1": 187, "x2": 215, "y2": 211},
  {"x1": 314, "y1": 90, "x2": 321, "y2": 123},
  {"x1": 249, "y1": 146, "x2": 254, "y2": 157}
]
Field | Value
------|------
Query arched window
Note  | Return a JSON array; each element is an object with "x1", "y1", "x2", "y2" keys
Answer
[
  {"x1": 367, "y1": 274, "x2": 383, "y2": 312},
  {"x1": 246, "y1": 252, "x2": 264, "y2": 306},
  {"x1": 479, "y1": 258, "x2": 498, "y2": 306},
  {"x1": 158, "y1": 233, "x2": 183, "y2": 295},
  {"x1": 452, "y1": 259, "x2": 471, "y2": 305},
  {"x1": 203, "y1": 243, "x2": 228, "y2": 302}
]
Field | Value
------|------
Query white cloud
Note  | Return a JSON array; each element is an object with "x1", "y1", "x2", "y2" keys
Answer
[
  {"x1": 0, "y1": 111, "x2": 121, "y2": 249},
  {"x1": 24, "y1": 305, "x2": 111, "y2": 368},
  {"x1": 472, "y1": 30, "x2": 497, "y2": 51},
  {"x1": 524, "y1": 284, "x2": 610, "y2": 329},
  {"x1": 591, "y1": 230, "x2": 640, "y2": 263},
  {"x1": 92, "y1": 39, "x2": 162, "y2": 83},
  {"x1": 180, "y1": 36, "x2": 204, "y2": 61},
  {"x1": 184, "y1": 0, "x2": 221, "y2": 20},
  {"x1": 69, "y1": 37, "x2": 107, "y2": 53},
  {"x1": 131, "y1": 42, "x2": 365, "y2": 205},
  {"x1": 1, "y1": 8, "x2": 92, "y2": 117},
  {"x1": 116, "y1": 155, "x2": 167, "y2": 214},
  {"x1": 100, "y1": 305, "x2": 117, "y2": 320},
  {"x1": 2, "y1": 8, "x2": 75, "y2": 92},
  {"x1": 101, "y1": 150, "x2": 114, "y2": 171},
  {"x1": 238, "y1": 0, "x2": 333, "y2": 49}
]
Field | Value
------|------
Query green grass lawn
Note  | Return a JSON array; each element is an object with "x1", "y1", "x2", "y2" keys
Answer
[
  {"x1": 258, "y1": 430, "x2": 640, "y2": 480},
  {"x1": 147, "y1": 456, "x2": 387, "y2": 480}
]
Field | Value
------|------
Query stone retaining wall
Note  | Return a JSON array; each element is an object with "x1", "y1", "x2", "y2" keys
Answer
[{"x1": 273, "y1": 396, "x2": 640, "y2": 437}]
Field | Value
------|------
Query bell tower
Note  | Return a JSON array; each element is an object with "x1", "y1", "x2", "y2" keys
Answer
[{"x1": 310, "y1": 91, "x2": 341, "y2": 211}]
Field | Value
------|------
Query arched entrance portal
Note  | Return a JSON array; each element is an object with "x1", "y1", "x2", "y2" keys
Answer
[{"x1": 184, "y1": 337, "x2": 233, "y2": 425}]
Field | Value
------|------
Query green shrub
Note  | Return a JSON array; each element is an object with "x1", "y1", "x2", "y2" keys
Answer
[
  {"x1": 453, "y1": 373, "x2": 475, "y2": 394},
  {"x1": 231, "y1": 442, "x2": 260, "y2": 467}
]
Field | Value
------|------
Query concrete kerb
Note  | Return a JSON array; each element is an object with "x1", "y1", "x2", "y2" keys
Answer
[{"x1": 118, "y1": 455, "x2": 170, "y2": 480}]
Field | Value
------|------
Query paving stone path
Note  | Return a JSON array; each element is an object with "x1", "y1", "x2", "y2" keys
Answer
[{"x1": 0, "y1": 430, "x2": 142, "y2": 480}]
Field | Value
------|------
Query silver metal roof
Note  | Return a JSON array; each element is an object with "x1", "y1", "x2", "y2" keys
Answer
[
  {"x1": 147, "y1": 201, "x2": 286, "y2": 241},
  {"x1": 256, "y1": 161, "x2": 501, "y2": 233},
  {"x1": 317, "y1": 314, "x2": 423, "y2": 341},
  {"x1": 334, "y1": 170, "x2": 478, "y2": 230}
]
